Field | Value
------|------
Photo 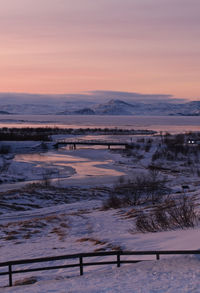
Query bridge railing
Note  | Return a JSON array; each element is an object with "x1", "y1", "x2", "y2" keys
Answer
[
  {"x1": 0, "y1": 250, "x2": 200, "y2": 287},
  {"x1": 55, "y1": 139, "x2": 131, "y2": 144}
]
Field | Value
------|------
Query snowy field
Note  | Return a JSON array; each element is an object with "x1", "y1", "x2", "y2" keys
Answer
[
  {"x1": 0, "y1": 198, "x2": 200, "y2": 292},
  {"x1": 0, "y1": 129, "x2": 200, "y2": 291},
  {"x1": 3, "y1": 256, "x2": 200, "y2": 292}
]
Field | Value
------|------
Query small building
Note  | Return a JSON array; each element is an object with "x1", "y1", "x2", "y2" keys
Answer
[{"x1": 187, "y1": 139, "x2": 200, "y2": 146}]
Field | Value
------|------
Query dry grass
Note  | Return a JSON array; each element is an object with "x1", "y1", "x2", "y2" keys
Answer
[
  {"x1": 59, "y1": 222, "x2": 69, "y2": 228},
  {"x1": 69, "y1": 209, "x2": 92, "y2": 216},
  {"x1": 119, "y1": 208, "x2": 141, "y2": 219},
  {"x1": 14, "y1": 276, "x2": 37, "y2": 286},
  {"x1": 77, "y1": 237, "x2": 123, "y2": 252},
  {"x1": 3, "y1": 230, "x2": 19, "y2": 241},
  {"x1": 23, "y1": 233, "x2": 32, "y2": 239},
  {"x1": 77, "y1": 237, "x2": 106, "y2": 246},
  {"x1": 1, "y1": 213, "x2": 69, "y2": 243},
  {"x1": 4, "y1": 235, "x2": 18, "y2": 241},
  {"x1": 50, "y1": 227, "x2": 67, "y2": 241}
]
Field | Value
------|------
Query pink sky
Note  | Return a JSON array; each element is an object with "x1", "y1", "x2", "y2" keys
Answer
[{"x1": 0, "y1": 0, "x2": 200, "y2": 99}]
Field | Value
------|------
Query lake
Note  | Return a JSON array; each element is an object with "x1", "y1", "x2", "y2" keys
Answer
[{"x1": 0, "y1": 115, "x2": 200, "y2": 133}]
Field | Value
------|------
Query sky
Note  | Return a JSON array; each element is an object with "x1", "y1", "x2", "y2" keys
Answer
[{"x1": 0, "y1": 0, "x2": 200, "y2": 100}]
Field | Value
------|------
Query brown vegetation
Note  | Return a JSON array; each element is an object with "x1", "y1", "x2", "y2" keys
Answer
[{"x1": 135, "y1": 195, "x2": 199, "y2": 233}]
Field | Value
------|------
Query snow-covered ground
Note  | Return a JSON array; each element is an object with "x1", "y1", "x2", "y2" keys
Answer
[
  {"x1": 3, "y1": 256, "x2": 200, "y2": 293},
  {"x1": 0, "y1": 133, "x2": 200, "y2": 291},
  {"x1": 0, "y1": 198, "x2": 200, "y2": 291}
]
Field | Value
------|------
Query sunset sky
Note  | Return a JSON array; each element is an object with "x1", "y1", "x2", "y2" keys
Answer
[{"x1": 0, "y1": 0, "x2": 200, "y2": 99}]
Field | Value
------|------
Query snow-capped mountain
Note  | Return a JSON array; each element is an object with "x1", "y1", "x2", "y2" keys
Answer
[
  {"x1": 0, "y1": 92, "x2": 200, "y2": 115},
  {"x1": 92, "y1": 99, "x2": 137, "y2": 115},
  {"x1": 80, "y1": 99, "x2": 200, "y2": 116}
]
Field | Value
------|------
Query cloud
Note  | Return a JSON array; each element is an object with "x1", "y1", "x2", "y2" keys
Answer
[
  {"x1": 0, "y1": 90, "x2": 187, "y2": 105},
  {"x1": 87, "y1": 91, "x2": 187, "y2": 104}
]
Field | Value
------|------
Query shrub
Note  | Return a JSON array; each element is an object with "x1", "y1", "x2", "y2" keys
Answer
[
  {"x1": 102, "y1": 170, "x2": 168, "y2": 209},
  {"x1": 144, "y1": 143, "x2": 151, "y2": 152},
  {"x1": 102, "y1": 194, "x2": 123, "y2": 210},
  {"x1": 136, "y1": 196, "x2": 199, "y2": 233}
]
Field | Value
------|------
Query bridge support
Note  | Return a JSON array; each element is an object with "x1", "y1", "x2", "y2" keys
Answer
[
  {"x1": 73, "y1": 144, "x2": 76, "y2": 150},
  {"x1": 108, "y1": 145, "x2": 111, "y2": 150}
]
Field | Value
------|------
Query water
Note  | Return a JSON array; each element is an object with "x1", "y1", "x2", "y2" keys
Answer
[
  {"x1": 15, "y1": 150, "x2": 124, "y2": 180},
  {"x1": 1, "y1": 114, "x2": 200, "y2": 190},
  {"x1": 0, "y1": 114, "x2": 200, "y2": 133},
  {"x1": 0, "y1": 149, "x2": 125, "y2": 191}
]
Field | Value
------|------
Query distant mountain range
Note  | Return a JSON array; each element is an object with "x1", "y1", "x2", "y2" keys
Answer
[
  {"x1": 0, "y1": 92, "x2": 200, "y2": 116},
  {"x1": 72, "y1": 99, "x2": 200, "y2": 116}
]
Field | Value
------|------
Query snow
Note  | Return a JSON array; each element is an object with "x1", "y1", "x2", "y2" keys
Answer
[
  {"x1": 0, "y1": 197, "x2": 200, "y2": 291},
  {"x1": 0, "y1": 94, "x2": 200, "y2": 116},
  {"x1": 0, "y1": 130, "x2": 200, "y2": 291},
  {"x1": 2, "y1": 257, "x2": 200, "y2": 292}
]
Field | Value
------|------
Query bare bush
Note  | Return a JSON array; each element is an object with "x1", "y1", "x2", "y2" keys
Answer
[
  {"x1": 144, "y1": 143, "x2": 151, "y2": 152},
  {"x1": 102, "y1": 194, "x2": 123, "y2": 210},
  {"x1": 136, "y1": 196, "x2": 199, "y2": 233},
  {"x1": 102, "y1": 171, "x2": 168, "y2": 209},
  {"x1": 115, "y1": 170, "x2": 168, "y2": 204},
  {"x1": 41, "y1": 169, "x2": 54, "y2": 187}
]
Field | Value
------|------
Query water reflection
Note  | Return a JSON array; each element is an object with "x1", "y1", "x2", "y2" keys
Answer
[{"x1": 15, "y1": 150, "x2": 125, "y2": 181}]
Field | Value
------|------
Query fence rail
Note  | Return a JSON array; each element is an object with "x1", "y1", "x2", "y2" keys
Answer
[{"x1": 0, "y1": 250, "x2": 200, "y2": 287}]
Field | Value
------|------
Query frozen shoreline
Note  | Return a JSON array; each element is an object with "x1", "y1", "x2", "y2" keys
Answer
[
  {"x1": 0, "y1": 146, "x2": 129, "y2": 191},
  {"x1": 0, "y1": 114, "x2": 200, "y2": 133}
]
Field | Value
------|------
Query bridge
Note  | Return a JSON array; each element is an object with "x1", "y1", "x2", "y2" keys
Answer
[{"x1": 54, "y1": 139, "x2": 133, "y2": 150}]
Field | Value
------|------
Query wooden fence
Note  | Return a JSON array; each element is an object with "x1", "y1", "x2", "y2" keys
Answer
[{"x1": 0, "y1": 250, "x2": 199, "y2": 287}]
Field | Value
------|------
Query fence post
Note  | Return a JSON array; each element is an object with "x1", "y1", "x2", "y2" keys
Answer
[
  {"x1": 117, "y1": 251, "x2": 121, "y2": 267},
  {"x1": 8, "y1": 264, "x2": 12, "y2": 287},
  {"x1": 156, "y1": 253, "x2": 160, "y2": 260},
  {"x1": 79, "y1": 256, "x2": 83, "y2": 276}
]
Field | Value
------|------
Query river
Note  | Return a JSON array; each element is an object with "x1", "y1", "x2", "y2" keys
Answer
[{"x1": 0, "y1": 114, "x2": 199, "y2": 191}]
